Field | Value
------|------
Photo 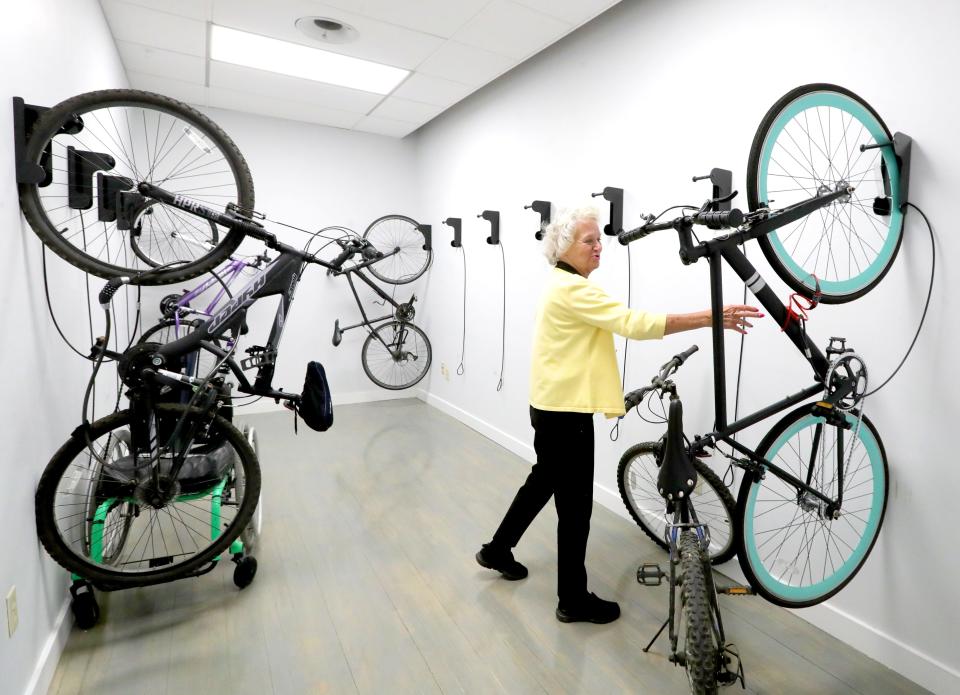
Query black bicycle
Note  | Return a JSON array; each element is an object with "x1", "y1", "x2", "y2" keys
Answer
[
  {"x1": 615, "y1": 84, "x2": 900, "y2": 693},
  {"x1": 325, "y1": 221, "x2": 433, "y2": 390},
  {"x1": 32, "y1": 180, "x2": 370, "y2": 607}
]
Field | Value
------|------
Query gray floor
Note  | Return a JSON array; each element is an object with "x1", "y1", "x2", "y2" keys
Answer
[{"x1": 49, "y1": 399, "x2": 929, "y2": 695}]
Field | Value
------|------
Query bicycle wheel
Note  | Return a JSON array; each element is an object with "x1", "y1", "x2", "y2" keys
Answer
[
  {"x1": 618, "y1": 442, "x2": 737, "y2": 564},
  {"x1": 362, "y1": 214, "x2": 431, "y2": 284},
  {"x1": 361, "y1": 321, "x2": 432, "y2": 390},
  {"x1": 83, "y1": 429, "x2": 134, "y2": 565},
  {"x1": 19, "y1": 89, "x2": 254, "y2": 284},
  {"x1": 139, "y1": 318, "x2": 221, "y2": 379},
  {"x1": 736, "y1": 405, "x2": 888, "y2": 608},
  {"x1": 35, "y1": 403, "x2": 260, "y2": 587},
  {"x1": 677, "y1": 529, "x2": 720, "y2": 695},
  {"x1": 747, "y1": 84, "x2": 903, "y2": 303}
]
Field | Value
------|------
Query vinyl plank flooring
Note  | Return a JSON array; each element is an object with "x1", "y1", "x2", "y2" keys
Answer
[{"x1": 48, "y1": 399, "x2": 931, "y2": 695}]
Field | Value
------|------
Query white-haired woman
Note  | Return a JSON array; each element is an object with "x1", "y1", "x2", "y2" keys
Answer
[{"x1": 476, "y1": 206, "x2": 762, "y2": 624}]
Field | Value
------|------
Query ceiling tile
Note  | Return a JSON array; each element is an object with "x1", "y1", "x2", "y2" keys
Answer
[
  {"x1": 321, "y1": 0, "x2": 490, "y2": 38},
  {"x1": 353, "y1": 115, "x2": 421, "y2": 138},
  {"x1": 126, "y1": 71, "x2": 207, "y2": 106},
  {"x1": 368, "y1": 97, "x2": 443, "y2": 123},
  {"x1": 391, "y1": 73, "x2": 474, "y2": 107},
  {"x1": 416, "y1": 41, "x2": 514, "y2": 84},
  {"x1": 452, "y1": 0, "x2": 570, "y2": 60},
  {"x1": 511, "y1": 0, "x2": 619, "y2": 25},
  {"x1": 100, "y1": 0, "x2": 207, "y2": 56},
  {"x1": 100, "y1": 0, "x2": 213, "y2": 22},
  {"x1": 210, "y1": 0, "x2": 443, "y2": 70},
  {"x1": 209, "y1": 62, "x2": 383, "y2": 114},
  {"x1": 207, "y1": 86, "x2": 362, "y2": 129},
  {"x1": 116, "y1": 41, "x2": 205, "y2": 84}
]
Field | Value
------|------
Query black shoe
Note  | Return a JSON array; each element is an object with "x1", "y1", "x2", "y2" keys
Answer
[
  {"x1": 556, "y1": 593, "x2": 620, "y2": 624},
  {"x1": 475, "y1": 544, "x2": 528, "y2": 581}
]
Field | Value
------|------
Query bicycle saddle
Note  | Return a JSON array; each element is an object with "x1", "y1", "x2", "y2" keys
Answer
[{"x1": 656, "y1": 399, "x2": 699, "y2": 500}]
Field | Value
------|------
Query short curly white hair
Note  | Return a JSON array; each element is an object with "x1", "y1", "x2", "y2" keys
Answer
[{"x1": 541, "y1": 205, "x2": 600, "y2": 265}]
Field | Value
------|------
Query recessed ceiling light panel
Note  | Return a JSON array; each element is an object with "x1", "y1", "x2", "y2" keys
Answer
[
  {"x1": 210, "y1": 25, "x2": 407, "y2": 94},
  {"x1": 295, "y1": 16, "x2": 359, "y2": 44}
]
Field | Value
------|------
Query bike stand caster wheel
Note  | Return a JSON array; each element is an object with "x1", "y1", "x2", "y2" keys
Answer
[
  {"x1": 233, "y1": 556, "x2": 258, "y2": 589},
  {"x1": 69, "y1": 583, "x2": 100, "y2": 630}
]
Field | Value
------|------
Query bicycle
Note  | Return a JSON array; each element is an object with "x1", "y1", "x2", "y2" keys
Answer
[
  {"x1": 627, "y1": 347, "x2": 743, "y2": 694},
  {"x1": 33, "y1": 178, "x2": 371, "y2": 622},
  {"x1": 326, "y1": 224, "x2": 433, "y2": 390},
  {"x1": 614, "y1": 83, "x2": 900, "y2": 693}
]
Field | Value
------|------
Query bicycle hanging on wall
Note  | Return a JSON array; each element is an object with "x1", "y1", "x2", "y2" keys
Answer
[
  {"x1": 326, "y1": 218, "x2": 433, "y2": 391},
  {"x1": 615, "y1": 83, "x2": 909, "y2": 694}
]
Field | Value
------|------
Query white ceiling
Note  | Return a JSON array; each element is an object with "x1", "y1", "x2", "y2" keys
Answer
[{"x1": 98, "y1": 0, "x2": 621, "y2": 138}]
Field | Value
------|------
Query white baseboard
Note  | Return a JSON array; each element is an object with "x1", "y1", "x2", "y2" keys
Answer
[
  {"x1": 420, "y1": 391, "x2": 535, "y2": 463},
  {"x1": 23, "y1": 598, "x2": 71, "y2": 695},
  {"x1": 420, "y1": 392, "x2": 957, "y2": 695}
]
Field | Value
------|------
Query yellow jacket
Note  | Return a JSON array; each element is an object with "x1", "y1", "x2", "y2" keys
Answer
[{"x1": 529, "y1": 264, "x2": 666, "y2": 417}]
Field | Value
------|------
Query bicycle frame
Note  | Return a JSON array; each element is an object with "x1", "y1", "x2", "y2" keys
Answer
[
  {"x1": 331, "y1": 253, "x2": 415, "y2": 352},
  {"x1": 669, "y1": 189, "x2": 858, "y2": 510}
]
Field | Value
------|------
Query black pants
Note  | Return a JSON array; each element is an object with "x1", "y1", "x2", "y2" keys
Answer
[{"x1": 491, "y1": 407, "x2": 594, "y2": 604}]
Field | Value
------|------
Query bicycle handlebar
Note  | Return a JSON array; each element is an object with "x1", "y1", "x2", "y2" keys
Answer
[
  {"x1": 618, "y1": 208, "x2": 743, "y2": 246},
  {"x1": 624, "y1": 344, "x2": 699, "y2": 413}
]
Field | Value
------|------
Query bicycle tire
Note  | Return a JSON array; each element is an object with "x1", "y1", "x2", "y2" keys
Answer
[
  {"x1": 617, "y1": 442, "x2": 737, "y2": 564},
  {"x1": 35, "y1": 403, "x2": 260, "y2": 587},
  {"x1": 746, "y1": 83, "x2": 903, "y2": 303},
  {"x1": 361, "y1": 321, "x2": 432, "y2": 390},
  {"x1": 83, "y1": 429, "x2": 134, "y2": 564},
  {"x1": 736, "y1": 404, "x2": 888, "y2": 608},
  {"x1": 19, "y1": 89, "x2": 254, "y2": 285},
  {"x1": 362, "y1": 214, "x2": 432, "y2": 285},
  {"x1": 678, "y1": 529, "x2": 720, "y2": 695}
]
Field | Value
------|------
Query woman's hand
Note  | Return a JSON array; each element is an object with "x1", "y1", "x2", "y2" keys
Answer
[{"x1": 720, "y1": 304, "x2": 763, "y2": 334}]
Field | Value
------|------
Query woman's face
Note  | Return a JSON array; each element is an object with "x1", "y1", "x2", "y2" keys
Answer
[{"x1": 560, "y1": 219, "x2": 602, "y2": 277}]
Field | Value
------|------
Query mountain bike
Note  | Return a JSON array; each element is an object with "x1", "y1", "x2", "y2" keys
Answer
[
  {"x1": 34, "y1": 180, "x2": 363, "y2": 602},
  {"x1": 327, "y1": 219, "x2": 432, "y2": 390}
]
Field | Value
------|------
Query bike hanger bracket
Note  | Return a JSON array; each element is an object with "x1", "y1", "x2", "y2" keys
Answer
[{"x1": 524, "y1": 200, "x2": 552, "y2": 240}]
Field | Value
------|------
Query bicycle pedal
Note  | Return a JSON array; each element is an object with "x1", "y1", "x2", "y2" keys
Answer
[
  {"x1": 637, "y1": 563, "x2": 666, "y2": 586},
  {"x1": 716, "y1": 585, "x2": 754, "y2": 596}
]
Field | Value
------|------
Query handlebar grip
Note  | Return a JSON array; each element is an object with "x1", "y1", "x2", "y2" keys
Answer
[
  {"x1": 618, "y1": 220, "x2": 672, "y2": 246},
  {"x1": 674, "y1": 344, "x2": 699, "y2": 365},
  {"x1": 98, "y1": 277, "x2": 128, "y2": 306},
  {"x1": 693, "y1": 208, "x2": 743, "y2": 229},
  {"x1": 330, "y1": 248, "x2": 354, "y2": 269}
]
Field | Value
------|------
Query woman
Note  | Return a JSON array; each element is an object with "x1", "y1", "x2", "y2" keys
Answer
[{"x1": 476, "y1": 206, "x2": 762, "y2": 624}]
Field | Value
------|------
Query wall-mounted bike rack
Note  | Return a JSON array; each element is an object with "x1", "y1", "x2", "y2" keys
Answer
[
  {"x1": 417, "y1": 223, "x2": 433, "y2": 251},
  {"x1": 524, "y1": 200, "x2": 552, "y2": 240},
  {"x1": 693, "y1": 168, "x2": 734, "y2": 211},
  {"x1": 591, "y1": 186, "x2": 623, "y2": 236},
  {"x1": 13, "y1": 97, "x2": 54, "y2": 186},
  {"x1": 478, "y1": 210, "x2": 500, "y2": 245},
  {"x1": 861, "y1": 132, "x2": 913, "y2": 209},
  {"x1": 444, "y1": 217, "x2": 462, "y2": 247}
]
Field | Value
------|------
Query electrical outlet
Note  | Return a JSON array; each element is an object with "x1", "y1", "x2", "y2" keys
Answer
[{"x1": 6, "y1": 586, "x2": 18, "y2": 637}]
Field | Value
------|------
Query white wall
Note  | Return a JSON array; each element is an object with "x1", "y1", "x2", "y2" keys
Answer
[
  {"x1": 0, "y1": 1, "x2": 130, "y2": 694},
  {"x1": 412, "y1": 0, "x2": 957, "y2": 693}
]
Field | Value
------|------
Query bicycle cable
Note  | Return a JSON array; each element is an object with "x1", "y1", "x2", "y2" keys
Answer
[
  {"x1": 457, "y1": 246, "x2": 466, "y2": 375},
  {"x1": 496, "y1": 241, "x2": 506, "y2": 391},
  {"x1": 863, "y1": 201, "x2": 935, "y2": 397},
  {"x1": 610, "y1": 243, "x2": 632, "y2": 441}
]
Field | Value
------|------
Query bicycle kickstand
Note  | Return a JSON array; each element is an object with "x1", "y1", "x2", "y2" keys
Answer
[{"x1": 643, "y1": 617, "x2": 670, "y2": 653}]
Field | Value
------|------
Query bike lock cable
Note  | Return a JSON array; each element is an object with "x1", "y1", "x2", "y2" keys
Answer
[
  {"x1": 864, "y1": 201, "x2": 936, "y2": 396},
  {"x1": 496, "y1": 242, "x2": 506, "y2": 392},
  {"x1": 457, "y1": 246, "x2": 466, "y2": 375},
  {"x1": 610, "y1": 244, "x2": 633, "y2": 441}
]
